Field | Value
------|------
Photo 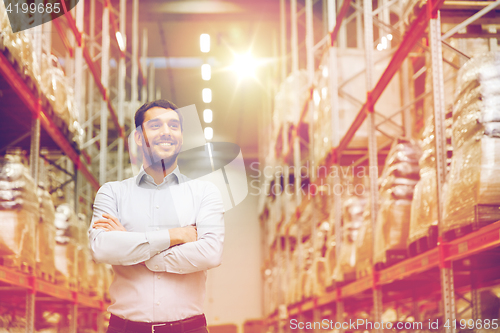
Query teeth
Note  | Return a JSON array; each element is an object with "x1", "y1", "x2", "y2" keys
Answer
[{"x1": 158, "y1": 143, "x2": 173, "y2": 146}]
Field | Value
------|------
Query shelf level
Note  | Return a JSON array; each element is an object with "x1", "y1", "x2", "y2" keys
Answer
[
  {"x1": 0, "y1": 52, "x2": 99, "y2": 190},
  {"x1": 266, "y1": 220, "x2": 500, "y2": 323},
  {"x1": 0, "y1": 265, "x2": 107, "y2": 310}
]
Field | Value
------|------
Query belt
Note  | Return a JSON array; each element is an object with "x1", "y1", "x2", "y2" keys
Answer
[{"x1": 109, "y1": 314, "x2": 207, "y2": 333}]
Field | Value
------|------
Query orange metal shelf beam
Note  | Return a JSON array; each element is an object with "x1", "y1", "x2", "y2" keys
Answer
[
  {"x1": 0, "y1": 265, "x2": 107, "y2": 310},
  {"x1": 266, "y1": 221, "x2": 500, "y2": 323},
  {"x1": 0, "y1": 52, "x2": 99, "y2": 190},
  {"x1": 336, "y1": 0, "x2": 445, "y2": 157},
  {"x1": 58, "y1": 1, "x2": 125, "y2": 139}
]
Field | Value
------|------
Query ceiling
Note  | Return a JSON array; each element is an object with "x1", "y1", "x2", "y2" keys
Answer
[{"x1": 136, "y1": 0, "x2": 282, "y2": 162}]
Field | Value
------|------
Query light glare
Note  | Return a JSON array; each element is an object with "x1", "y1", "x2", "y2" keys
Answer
[
  {"x1": 204, "y1": 127, "x2": 213, "y2": 140},
  {"x1": 202, "y1": 88, "x2": 212, "y2": 103},
  {"x1": 203, "y1": 109, "x2": 213, "y2": 123},
  {"x1": 232, "y1": 53, "x2": 257, "y2": 78},
  {"x1": 116, "y1": 32, "x2": 126, "y2": 52},
  {"x1": 313, "y1": 90, "x2": 320, "y2": 106},
  {"x1": 201, "y1": 64, "x2": 211, "y2": 80},
  {"x1": 200, "y1": 34, "x2": 210, "y2": 53},
  {"x1": 322, "y1": 66, "x2": 328, "y2": 78}
]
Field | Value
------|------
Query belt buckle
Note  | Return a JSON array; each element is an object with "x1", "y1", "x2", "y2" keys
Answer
[{"x1": 152, "y1": 323, "x2": 166, "y2": 333}]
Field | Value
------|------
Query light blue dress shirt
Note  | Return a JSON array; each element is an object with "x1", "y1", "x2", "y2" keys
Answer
[{"x1": 89, "y1": 165, "x2": 225, "y2": 322}]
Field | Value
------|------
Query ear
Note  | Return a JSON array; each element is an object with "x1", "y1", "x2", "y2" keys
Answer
[{"x1": 134, "y1": 129, "x2": 143, "y2": 147}]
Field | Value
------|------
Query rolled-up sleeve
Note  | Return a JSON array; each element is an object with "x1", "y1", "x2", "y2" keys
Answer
[
  {"x1": 89, "y1": 183, "x2": 171, "y2": 266},
  {"x1": 145, "y1": 183, "x2": 224, "y2": 274}
]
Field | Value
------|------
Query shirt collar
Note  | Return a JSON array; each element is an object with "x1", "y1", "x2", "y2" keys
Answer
[{"x1": 136, "y1": 165, "x2": 181, "y2": 186}]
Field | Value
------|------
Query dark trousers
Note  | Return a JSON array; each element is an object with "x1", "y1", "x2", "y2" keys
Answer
[
  {"x1": 106, "y1": 316, "x2": 209, "y2": 333},
  {"x1": 107, "y1": 325, "x2": 208, "y2": 333}
]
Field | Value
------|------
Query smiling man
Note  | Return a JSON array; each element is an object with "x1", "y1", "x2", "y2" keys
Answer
[{"x1": 89, "y1": 99, "x2": 225, "y2": 333}]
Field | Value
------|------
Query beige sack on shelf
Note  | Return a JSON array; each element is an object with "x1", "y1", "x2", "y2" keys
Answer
[
  {"x1": 408, "y1": 168, "x2": 438, "y2": 244},
  {"x1": 373, "y1": 197, "x2": 412, "y2": 265},
  {"x1": 443, "y1": 136, "x2": 500, "y2": 231}
]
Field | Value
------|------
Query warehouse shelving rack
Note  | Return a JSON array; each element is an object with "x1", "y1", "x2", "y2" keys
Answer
[
  {"x1": 0, "y1": 0, "x2": 155, "y2": 332},
  {"x1": 263, "y1": 0, "x2": 500, "y2": 331}
]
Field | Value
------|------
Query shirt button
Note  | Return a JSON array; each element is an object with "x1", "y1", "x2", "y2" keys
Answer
[
  {"x1": 157, "y1": 187, "x2": 160, "y2": 190},
  {"x1": 157, "y1": 276, "x2": 161, "y2": 280},
  {"x1": 179, "y1": 269, "x2": 183, "y2": 273},
  {"x1": 156, "y1": 301, "x2": 160, "y2": 305},
  {"x1": 156, "y1": 206, "x2": 159, "y2": 209},
  {"x1": 155, "y1": 265, "x2": 159, "y2": 269},
  {"x1": 156, "y1": 227, "x2": 160, "y2": 231}
]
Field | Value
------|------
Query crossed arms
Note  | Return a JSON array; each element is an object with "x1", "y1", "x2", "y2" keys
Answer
[{"x1": 88, "y1": 182, "x2": 225, "y2": 274}]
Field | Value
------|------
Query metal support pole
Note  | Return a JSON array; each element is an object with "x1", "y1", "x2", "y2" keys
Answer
[
  {"x1": 328, "y1": 0, "x2": 344, "y2": 329},
  {"x1": 291, "y1": 0, "x2": 299, "y2": 73},
  {"x1": 69, "y1": 303, "x2": 77, "y2": 333},
  {"x1": 141, "y1": 28, "x2": 148, "y2": 104},
  {"x1": 87, "y1": 0, "x2": 96, "y2": 165},
  {"x1": 401, "y1": 59, "x2": 412, "y2": 137},
  {"x1": 75, "y1": 0, "x2": 84, "y2": 127},
  {"x1": 356, "y1": 0, "x2": 363, "y2": 48},
  {"x1": 364, "y1": 0, "x2": 382, "y2": 328},
  {"x1": 306, "y1": 0, "x2": 315, "y2": 171},
  {"x1": 100, "y1": 3, "x2": 110, "y2": 185},
  {"x1": 430, "y1": 12, "x2": 456, "y2": 332},
  {"x1": 148, "y1": 62, "x2": 155, "y2": 102},
  {"x1": 117, "y1": 0, "x2": 126, "y2": 181},
  {"x1": 29, "y1": 118, "x2": 40, "y2": 185},
  {"x1": 25, "y1": 291, "x2": 34, "y2": 333},
  {"x1": 280, "y1": 0, "x2": 287, "y2": 82}
]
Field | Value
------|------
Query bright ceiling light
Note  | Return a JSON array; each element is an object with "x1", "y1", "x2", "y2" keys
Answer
[
  {"x1": 322, "y1": 66, "x2": 328, "y2": 78},
  {"x1": 203, "y1": 109, "x2": 213, "y2": 123},
  {"x1": 201, "y1": 64, "x2": 211, "y2": 81},
  {"x1": 232, "y1": 53, "x2": 257, "y2": 78},
  {"x1": 204, "y1": 127, "x2": 213, "y2": 140},
  {"x1": 116, "y1": 31, "x2": 126, "y2": 52},
  {"x1": 321, "y1": 87, "x2": 328, "y2": 100},
  {"x1": 200, "y1": 34, "x2": 210, "y2": 53},
  {"x1": 202, "y1": 88, "x2": 212, "y2": 103},
  {"x1": 313, "y1": 90, "x2": 321, "y2": 106}
]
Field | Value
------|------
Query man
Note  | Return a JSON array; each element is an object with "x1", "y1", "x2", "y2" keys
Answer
[{"x1": 89, "y1": 99, "x2": 224, "y2": 333}]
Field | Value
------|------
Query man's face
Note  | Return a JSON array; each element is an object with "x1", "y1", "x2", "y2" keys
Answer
[{"x1": 136, "y1": 107, "x2": 183, "y2": 164}]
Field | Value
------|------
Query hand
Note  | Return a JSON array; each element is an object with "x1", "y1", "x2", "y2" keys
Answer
[
  {"x1": 92, "y1": 213, "x2": 127, "y2": 232},
  {"x1": 169, "y1": 225, "x2": 197, "y2": 247}
]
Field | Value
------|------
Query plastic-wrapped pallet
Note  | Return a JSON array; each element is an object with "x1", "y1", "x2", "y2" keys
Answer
[
  {"x1": 408, "y1": 112, "x2": 452, "y2": 254},
  {"x1": 373, "y1": 138, "x2": 420, "y2": 267},
  {"x1": 40, "y1": 54, "x2": 71, "y2": 126},
  {"x1": 311, "y1": 221, "x2": 330, "y2": 296},
  {"x1": 443, "y1": 52, "x2": 500, "y2": 237},
  {"x1": 0, "y1": 155, "x2": 38, "y2": 272},
  {"x1": 54, "y1": 203, "x2": 79, "y2": 288},
  {"x1": 333, "y1": 194, "x2": 366, "y2": 282},
  {"x1": 36, "y1": 186, "x2": 56, "y2": 282},
  {"x1": 354, "y1": 206, "x2": 372, "y2": 279}
]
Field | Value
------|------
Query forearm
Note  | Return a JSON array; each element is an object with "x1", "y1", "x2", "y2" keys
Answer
[
  {"x1": 89, "y1": 228, "x2": 171, "y2": 265},
  {"x1": 145, "y1": 225, "x2": 224, "y2": 274}
]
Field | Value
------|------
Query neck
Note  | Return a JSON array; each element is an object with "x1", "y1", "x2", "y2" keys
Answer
[{"x1": 144, "y1": 159, "x2": 177, "y2": 185}]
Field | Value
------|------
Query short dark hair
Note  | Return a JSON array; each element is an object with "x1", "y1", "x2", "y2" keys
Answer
[{"x1": 134, "y1": 99, "x2": 182, "y2": 130}]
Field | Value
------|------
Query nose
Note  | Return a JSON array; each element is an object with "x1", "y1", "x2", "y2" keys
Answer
[{"x1": 159, "y1": 122, "x2": 172, "y2": 137}]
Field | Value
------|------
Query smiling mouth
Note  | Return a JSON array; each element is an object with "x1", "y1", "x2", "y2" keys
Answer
[{"x1": 157, "y1": 142, "x2": 175, "y2": 147}]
